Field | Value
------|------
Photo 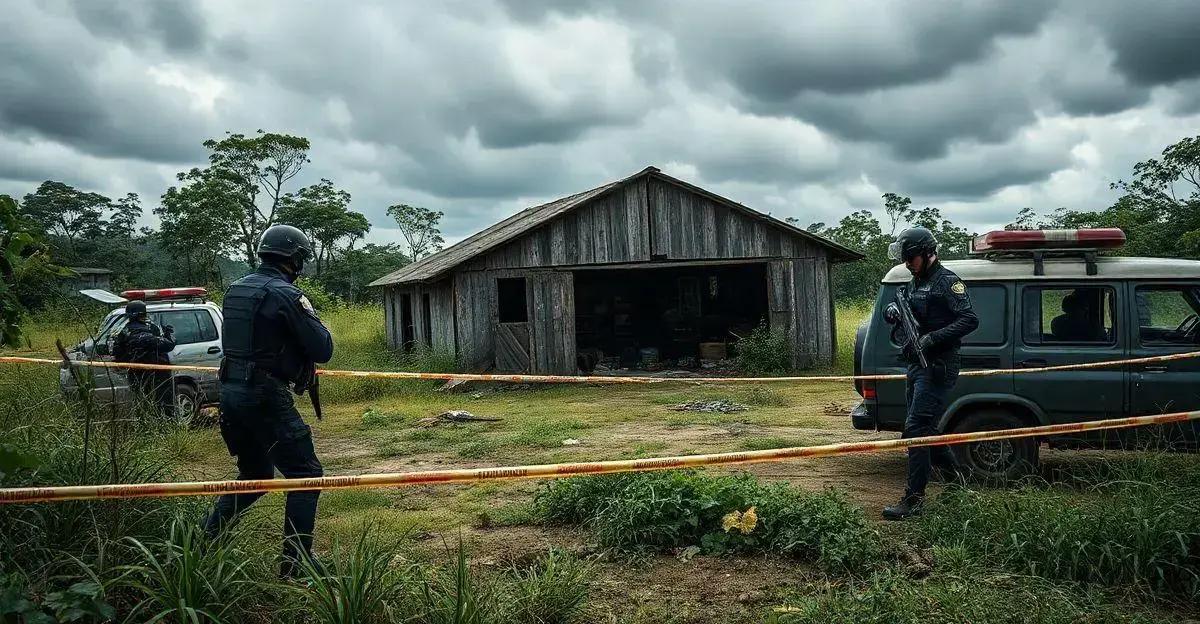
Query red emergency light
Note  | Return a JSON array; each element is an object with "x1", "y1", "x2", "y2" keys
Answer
[
  {"x1": 120, "y1": 287, "x2": 208, "y2": 301},
  {"x1": 970, "y1": 228, "x2": 1125, "y2": 254}
]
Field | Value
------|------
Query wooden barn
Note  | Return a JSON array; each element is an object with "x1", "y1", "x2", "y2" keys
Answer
[{"x1": 369, "y1": 167, "x2": 862, "y2": 375}]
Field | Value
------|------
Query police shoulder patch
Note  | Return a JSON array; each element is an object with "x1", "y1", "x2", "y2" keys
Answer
[
  {"x1": 298, "y1": 294, "x2": 318, "y2": 316},
  {"x1": 951, "y1": 281, "x2": 967, "y2": 295}
]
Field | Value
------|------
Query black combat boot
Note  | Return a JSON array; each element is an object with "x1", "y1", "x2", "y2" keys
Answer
[{"x1": 882, "y1": 494, "x2": 924, "y2": 521}]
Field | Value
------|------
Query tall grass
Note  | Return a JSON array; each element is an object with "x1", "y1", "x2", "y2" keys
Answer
[{"x1": 919, "y1": 454, "x2": 1200, "y2": 600}]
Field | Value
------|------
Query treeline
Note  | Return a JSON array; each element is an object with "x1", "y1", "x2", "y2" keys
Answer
[
  {"x1": 810, "y1": 135, "x2": 1200, "y2": 303},
  {"x1": 1, "y1": 130, "x2": 447, "y2": 315}
]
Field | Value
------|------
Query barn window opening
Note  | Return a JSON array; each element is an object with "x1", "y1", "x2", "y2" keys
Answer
[
  {"x1": 498, "y1": 278, "x2": 528, "y2": 323},
  {"x1": 400, "y1": 293, "x2": 415, "y2": 352},
  {"x1": 421, "y1": 293, "x2": 433, "y2": 347}
]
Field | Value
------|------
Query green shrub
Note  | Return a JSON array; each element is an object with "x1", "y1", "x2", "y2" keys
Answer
[
  {"x1": 534, "y1": 471, "x2": 881, "y2": 572},
  {"x1": 735, "y1": 322, "x2": 791, "y2": 375},
  {"x1": 295, "y1": 276, "x2": 343, "y2": 311}
]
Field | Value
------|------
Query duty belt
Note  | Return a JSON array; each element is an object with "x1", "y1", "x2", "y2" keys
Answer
[{"x1": 219, "y1": 358, "x2": 285, "y2": 384}]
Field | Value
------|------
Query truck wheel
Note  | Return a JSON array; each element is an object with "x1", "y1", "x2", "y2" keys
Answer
[
  {"x1": 949, "y1": 409, "x2": 1040, "y2": 483},
  {"x1": 174, "y1": 383, "x2": 200, "y2": 426}
]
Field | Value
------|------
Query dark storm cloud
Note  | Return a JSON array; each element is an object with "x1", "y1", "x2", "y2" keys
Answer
[
  {"x1": 69, "y1": 0, "x2": 208, "y2": 53},
  {"x1": 1080, "y1": 1, "x2": 1200, "y2": 86},
  {"x1": 3, "y1": 0, "x2": 1200, "y2": 241}
]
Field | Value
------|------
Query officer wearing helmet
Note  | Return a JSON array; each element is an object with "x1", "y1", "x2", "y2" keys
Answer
[
  {"x1": 202, "y1": 224, "x2": 333, "y2": 577},
  {"x1": 112, "y1": 299, "x2": 176, "y2": 418},
  {"x1": 881, "y1": 227, "x2": 978, "y2": 520}
]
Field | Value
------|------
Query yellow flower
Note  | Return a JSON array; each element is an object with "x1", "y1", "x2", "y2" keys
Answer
[
  {"x1": 722, "y1": 506, "x2": 759, "y2": 534},
  {"x1": 741, "y1": 506, "x2": 758, "y2": 533},
  {"x1": 722, "y1": 510, "x2": 742, "y2": 532}
]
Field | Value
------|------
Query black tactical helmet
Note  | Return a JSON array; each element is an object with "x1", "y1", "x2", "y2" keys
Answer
[
  {"x1": 257, "y1": 224, "x2": 314, "y2": 264},
  {"x1": 125, "y1": 300, "x2": 147, "y2": 318},
  {"x1": 888, "y1": 227, "x2": 938, "y2": 262}
]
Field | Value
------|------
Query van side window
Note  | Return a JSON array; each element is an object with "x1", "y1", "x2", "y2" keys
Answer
[
  {"x1": 1023, "y1": 286, "x2": 1116, "y2": 346},
  {"x1": 157, "y1": 310, "x2": 210, "y2": 346},
  {"x1": 1135, "y1": 286, "x2": 1200, "y2": 346},
  {"x1": 962, "y1": 284, "x2": 1006, "y2": 346}
]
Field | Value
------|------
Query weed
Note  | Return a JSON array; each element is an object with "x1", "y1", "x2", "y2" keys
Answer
[
  {"x1": 734, "y1": 321, "x2": 791, "y2": 375},
  {"x1": 501, "y1": 549, "x2": 592, "y2": 624},
  {"x1": 294, "y1": 528, "x2": 414, "y2": 624},
  {"x1": 738, "y1": 386, "x2": 789, "y2": 407},
  {"x1": 120, "y1": 520, "x2": 260, "y2": 623},
  {"x1": 919, "y1": 468, "x2": 1200, "y2": 599}
]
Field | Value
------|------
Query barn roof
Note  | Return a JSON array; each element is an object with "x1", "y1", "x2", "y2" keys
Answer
[{"x1": 370, "y1": 167, "x2": 863, "y2": 286}]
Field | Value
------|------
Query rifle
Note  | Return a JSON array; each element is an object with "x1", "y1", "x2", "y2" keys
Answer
[
  {"x1": 895, "y1": 286, "x2": 929, "y2": 369},
  {"x1": 295, "y1": 363, "x2": 323, "y2": 420}
]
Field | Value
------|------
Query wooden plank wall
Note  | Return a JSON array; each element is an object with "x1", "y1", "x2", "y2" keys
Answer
[
  {"x1": 527, "y1": 271, "x2": 577, "y2": 375},
  {"x1": 462, "y1": 183, "x2": 651, "y2": 271},
  {"x1": 383, "y1": 281, "x2": 456, "y2": 357},
  {"x1": 767, "y1": 258, "x2": 834, "y2": 368},
  {"x1": 454, "y1": 271, "x2": 495, "y2": 369},
  {"x1": 650, "y1": 178, "x2": 823, "y2": 261}
]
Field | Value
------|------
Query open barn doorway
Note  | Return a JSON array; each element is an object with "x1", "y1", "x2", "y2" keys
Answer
[{"x1": 573, "y1": 263, "x2": 769, "y2": 372}]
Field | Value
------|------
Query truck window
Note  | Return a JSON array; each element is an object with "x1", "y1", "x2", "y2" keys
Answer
[
  {"x1": 1135, "y1": 286, "x2": 1200, "y2": 346},
  {"x1": 1023, "y1": 286, "x2": 1116, "y2": 346}
]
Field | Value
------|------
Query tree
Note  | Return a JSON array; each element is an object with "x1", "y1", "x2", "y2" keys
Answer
[
  {"x1": 907, "y1": 206, "x2": 971, "y2": 260},
  {"x1": 1, "y1": 195, "x2": 66, "y2": 347},
  {"x1": 106, "y1": 193, "x2": 142, "y2": 238},
  {"x1": 386, "y1": 203, "x2": 444, "y2": 260},
  {"x1": 320, "y1": 243, "x2": 409, "y2": 303},
  {"x1": 155, "y1": 170, "x2": 243, "y2": 284},
  {"x1": 20, "y1": 181, "x2": 110, "y2": 255},
  {"x1": 199, "y1": 131, "x2": 311, "y2": 267},
  {"x1": 882, "y1": 192, "x2": 912, "y2": 236},
  {"x1": 1111, "y1": 135, "x2": 1200, "y2": 257},
  {"x1": 278, "y1": 179, "x2": 370, "y2": 276}
]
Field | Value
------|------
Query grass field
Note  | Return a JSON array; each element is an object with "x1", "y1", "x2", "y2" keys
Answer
[{"x1": 2, "y1": 303, "x2": 1198, "y2": 622}]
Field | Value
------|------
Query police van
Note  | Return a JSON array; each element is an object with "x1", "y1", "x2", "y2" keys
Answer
[
  {"x1": 60, "y1": 287, "x2": 223, "y2": 423},
  {"x1": 852, "y1": 228, "x2": 1200, "y2": 481}
]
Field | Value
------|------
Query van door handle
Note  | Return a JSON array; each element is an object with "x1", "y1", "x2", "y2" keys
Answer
[
  {"x1": 1142, "y1": 365, "x2": 1167, "y2": 373},
  {"x1": 1018, "y1": 358, "x2": 1047, "y2": 368},
  {"x1": 207, "y1": 346, "x2": 221, "y2": 354}
]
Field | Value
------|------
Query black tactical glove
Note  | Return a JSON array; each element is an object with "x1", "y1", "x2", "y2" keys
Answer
[
  {"x1": 884, "y1": 302, "x2": 900, "y2": 324},
  {"x1": 163, "y1": 324, "x2": 175, "y2": 335},
  {"x1": 917, "y1": 333, "x2": 934, "y2": 352}
]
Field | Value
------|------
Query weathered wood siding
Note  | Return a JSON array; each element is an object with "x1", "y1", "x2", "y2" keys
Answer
[
  {"x1": 767, "y1": 257, "x2": 834, "y2": 368},
  {"x1": 526, "y1": 271, "x2": 577, "y2": 375},
  {"x1": 650, "y1": 178, "x2": 823, "y2": 261},
  {"x1": 383, "y1": 281, "x2": 455, "y2": 356},
  {"x1": 463, "y1": 183, "x2": 651, "y2": 271},
  {"x1": 454, "y1": 271, "x2": 495, "y2": 369}
]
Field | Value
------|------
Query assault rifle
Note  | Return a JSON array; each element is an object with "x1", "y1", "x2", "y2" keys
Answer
[
  {"x1": 895, "y1": 286, "x2": 929, "y2": 369},
  {"x1": 295, "y1": 363, "x2": 323, "y2": 420}
]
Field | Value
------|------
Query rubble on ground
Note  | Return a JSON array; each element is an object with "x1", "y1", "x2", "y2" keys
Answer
[
  {"x1": 669, "y1": 399, "x2": 749, "y2": 413},
  {"x1": 416, "y1": 410, "x2": 503, "y2": 427}
]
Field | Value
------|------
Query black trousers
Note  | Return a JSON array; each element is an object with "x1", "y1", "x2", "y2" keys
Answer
[
  {"x1": 129, "y1": 370, "x2": 174, "y2": 418},
  {"x1": 902, "y1": 358, "x2": 959, "y2": 498},
  {"x1": 202, "y1": 377, "x2": 323, "y2": 575}
]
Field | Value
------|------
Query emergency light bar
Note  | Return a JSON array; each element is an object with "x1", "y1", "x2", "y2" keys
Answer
[
  {"x1": 120, "y1": 287, "x2": 208, "y2": 301},
  {"x1": 970, "y1": 228, "x2": 1125, "y2": 254}
]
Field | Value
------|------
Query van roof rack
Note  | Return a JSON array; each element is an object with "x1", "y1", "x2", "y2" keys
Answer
[{"x1": 969, "y1": 228, "x2": 1125, "y2": 276}]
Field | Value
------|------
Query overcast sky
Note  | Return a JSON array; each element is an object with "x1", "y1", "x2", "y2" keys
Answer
[{"x1": 2, "y1": 1, "x2": 1199, "y2": 246}]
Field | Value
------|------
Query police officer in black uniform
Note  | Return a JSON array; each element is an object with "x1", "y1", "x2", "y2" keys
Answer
[
  {"x1": 202, "y1": 224, "x2": 333, "y2": 577},
  {"x1": 882, "y1": 227, "x2": 978, "y2": 520},
  {"x1": 112, "y1": 300, "x2": 176, "y2": 418}
]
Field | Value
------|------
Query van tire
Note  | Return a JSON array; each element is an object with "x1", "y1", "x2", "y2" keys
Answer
[
  {"x1": 949, "y1": 408, "x2": 1039, "y2": 483},
  {"x1": 173, "y1": 382, "x2": 200, "y2": 426}
]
